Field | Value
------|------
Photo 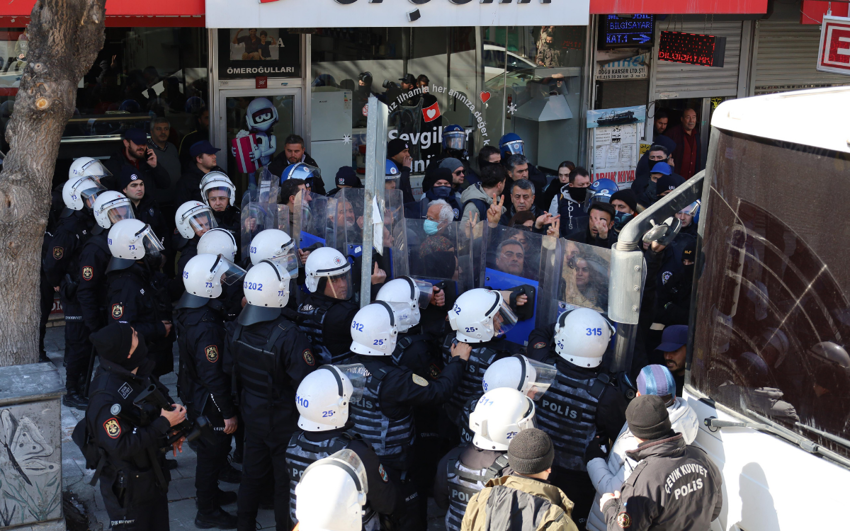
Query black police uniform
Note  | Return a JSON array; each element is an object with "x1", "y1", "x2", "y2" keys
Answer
[
  {"x1": 296, "y1": 291, "x2": 361, "y2": 365},
  {"x1": 84, "y1": 358, "x2": 173, "y2": 530},
  {"x1": 211, "y1": 205, "x2": 243, "y2": 262},
  {"x1": 174, "y1": 294, "x2": 238, "y2": 518},
  {"x1": 285, "y1": 428, "x2": 397, "y2": 528},
  {"x1": 77, "y1": 227, "x2": 111, "y2": 334},
  {"x1": 43, "y1": 209, "x2": 93, "y2": 403},
  {"x1": 106, "y1": 261, "x2": 174, "y2": 377},
  {"x1": 349, "y1": 352, "x2": 467, "y2": 530},
  {"x1": 224, "y1": 304, "x2": 316, "y2": 531}
]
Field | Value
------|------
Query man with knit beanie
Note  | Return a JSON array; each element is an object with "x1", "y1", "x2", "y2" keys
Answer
[
  {"x1": 600, "y1": 395, "x2": 722, "y2": 531},
  {"x1": 461, "y1": 428, "x2": 579, "y2": 531},
  {"x1": 81, "y1": 323, "x2": 187, "y2": 530}
]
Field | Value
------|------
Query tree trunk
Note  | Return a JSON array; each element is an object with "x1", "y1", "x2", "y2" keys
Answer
[{"x1": 0, "y1": 0, "x2": 106, "y2": 366}]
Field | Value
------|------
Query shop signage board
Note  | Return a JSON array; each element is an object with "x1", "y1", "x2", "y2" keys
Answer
[
  {"x1": 596, "y1": 54, "x2": 648, "y2": 80},
  {"x1": 217, "y1": 29, "x2": 301, "y2": 79},
  {"x1": 206, "y1": 0, "x2": 589, "y2": 28},
  {"x1": 817, "y1": 16, "x2": 850, "y2": 75},
  {"x1": 599, "y1": 15, "x2": 654, "y2": 48},
  {"x1": 658, "y1": 31, "x2": 726, "y2": 68},
  {"x1": 587, "y1": 106, "x2": 646, "y2": 187}
]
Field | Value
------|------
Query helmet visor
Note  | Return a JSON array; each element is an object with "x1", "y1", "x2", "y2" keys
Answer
[
  {"x1": 336, "y1": 363, "x2": 368, "y2": 404},
  {"x1": 503, "y1": 140, "x2": 524, "y2": 156},
  {"x1": 211, "y1": 255, "x2": 247, "y2": 286},
  {"x1": 188, "y1": 211, "x2": 217, "y2": 235},
  {"x1": 679, "y1": 200, "x2": 700, "y2": 217},
  {"x1": 79, "y1": 159, "x2": 112, "y2": 179},
  {"x1": 492, "y1": 296, "x2": 519, "y2": 338},
  {"x1": 206, "y1": 186, "x2": 233, "y2": 202},
  {"x1": 325, "y1": 269, "x2": 353, "y2": 300},
  {"x1": 271, "y1": 252, "x2": 300, "y2": 278},
  {"x1": 107, "y1": 204, "x2": 135, "y2": 224},
  {"x1": 589, "y1": 190, "x2": 613, "y2": 204},
  {"x1": 305, "y1": 449, "x2": 368, "y2": 497},
  {"x1": 384, "y1": 301, "x2": 417, "y2": 333},
  {"x1": 412, "y1": 279, "x2": 434, "y2": 309},
  {"x1": 444, "y1": 131, "x2": 466, "y2": 151},
  {"x1": 525, "y1": 358, "x2": 558, "y2": 401},
  {"x1": 75, "y1": 179, "x2": 107, "y2": 209},
  {"x1": 138, "y1": 225, "x2": 165, "y2": 257}
]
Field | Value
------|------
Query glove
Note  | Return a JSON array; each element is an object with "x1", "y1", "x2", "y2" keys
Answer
[{"x1": 584, "y1": 435, "x2": 608, "y2": 465}]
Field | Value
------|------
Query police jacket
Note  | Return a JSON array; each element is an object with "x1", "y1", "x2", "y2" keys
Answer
[
  {"x1": 555, "y1": 189, "x2": 590, "y2": 235},
  {"x1": 173, "y1": 298, "x2": 236, "y2": 420},
  {"x1": 77, "y1": 229, "x2": 111, "y2": 332},
  {"x1": 176, "y1": 236, "x2": 199, "y2": 280},
  {"x1": 103, "y1": 148, "x2": 170, "y2": 193},
  {"x1": 106, "y1": 263, "x2": 170, "y2": 345},
  {"x1": 434, "y1": 444, "x2": 512, "y2": 531},
  {"x1": 296, "y1": 292, "x2": 361, "y2": 365},
  {"x1": 43, "y1": 210, "x2": 92, "y2": 313},
  {"x1": 132, "y1": 196, "x2": 168, "y2": 247},
  {"x1": 349, "y1": 354, "x2": 467, "y2": 466},
  {"x1": 286, "y1": 428, "x2": 397, "y2": 527},
  {"x1": 462, "y1": 474, "x2": 579, "y2": 531},
  {"x1": 212, "y1": 206, "x2": 241, "y2": 238},
  {"x1": 601, "y1": 433, "x2": 722, "y2": 531},
  {"x1": 224, "y1": 307, "x2": 316, "y2": 435},
  {"x1": 85, "y1": 359, "x2": 173, "y2": 497},
  {"x1": 392, "y1": 330, "x2": 441, "y2": 382}
]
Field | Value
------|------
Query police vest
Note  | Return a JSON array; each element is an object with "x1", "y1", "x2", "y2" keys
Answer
[
  {"x1": 536, "y1": 371, "x2": 608, "y2": 473},
  {"x1": 173, "y1": 306, "x2": 220, "y2": 412},
  {"x1": 444, "y1": 449, "x2": 510, "y2": 531},
  {"x1": 230, "y1": 317, "x2": 295, "y2": 404},
  {"x1": 558, "y1": 194, "x2": 589, "y2": 233},
  {"x1": 348, "y1": 366, "x2": 415, "y2": 466},
  {"x1": 296, "y1": 297, "x2": 337, "y2": 364},
  {"x1": 441, "y1": 336, "x2": 501, "y2": 426},
  {"x1": 285, "y1": 431, "x2": 378, "y2": 529},
  {"x1": 457, "y1": 397, "x2": 477, "y2": 446}
]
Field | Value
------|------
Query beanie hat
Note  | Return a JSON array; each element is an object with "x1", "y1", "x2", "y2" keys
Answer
[
  {"x1": 387, "y1": 138, "x2": 409, "y2": 159},
  {"x1": 636, "y1": 365, "x2": 677, "y2": 399},
  {"x1": 90, "y1": 324, "x2": 134, "y2": 368},
  {"x1": 610, "y1": 189, "x2": 637, "y2": 213},
  {"x1": 438, "y1": 158, "x2": 463, "y2": 173},
  {"x1": 335, "y1": 166, "x2": 362, "y2": 188},
  {"x1": 422, "y1": 165, "x2": 454, "y2": 193},
  {"x1": 627, "y1": 395, "x2": 673, "y2": 441},
  {"x1": 118, "y1": 166, "x2": 142, "y2": 191},
  {"x1": 507, "y1": 428, "x2": 555, "y2": 475}
]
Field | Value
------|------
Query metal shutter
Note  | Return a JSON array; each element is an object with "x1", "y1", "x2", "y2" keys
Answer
[
  {"x1": 652, "y1": 21, "x2": 743, "y2": 100},
  {"x1": 752, "y1": 20, "x2": 850, "y2": 95}
]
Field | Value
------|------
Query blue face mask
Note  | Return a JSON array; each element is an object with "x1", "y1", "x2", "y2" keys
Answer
[
  {"x1": 423, "y1": 219, "x2": 441, "y2": 235},
  {"x1": 430, "y1": 186, "x2": 452, "y2": 200},
  {"x1": 614, "y1": 211, "x2": 633, "y2": 229}
]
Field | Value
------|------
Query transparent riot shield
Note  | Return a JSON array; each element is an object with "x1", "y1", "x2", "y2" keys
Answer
[
  {"x1": 405, "y1": 218, "x2": 474, "y2": 297},
  {"x1": 327, "y1": 188, "x2": 409, "y2": 280},
  {"x1": 473, "y1": 224, "x2": 562, "y2": 347},
  {"x1": 296, "y1": 192, "x2": 329, "y2": 249},
  {"x1": 240, "y1": 201, "x2": 275, "y2": 264},
  {"x1": 544, "y1": 239, "x2": 612, "y2": 319},
  {"x1": 275, "y1": 204, "x2": 291, "y2": 236}
]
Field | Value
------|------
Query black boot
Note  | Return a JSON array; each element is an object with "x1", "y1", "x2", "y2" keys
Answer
[
  {"x1": 219, "y1": 463, "x2": 242, "y2": 484},
  {"x1": 195, "y1": 507, "x2": 238, "y2": 529},
  {"x1": 217, "y1": 489, "x2": 238, "y2": 506},
  {"x1": 62, "y1": 389, "x2": 88, "y2": 411}
]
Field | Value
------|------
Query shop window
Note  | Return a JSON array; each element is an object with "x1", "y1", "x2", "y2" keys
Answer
[{"x1": 692, "y1": 130, "x2": 850, "y2": 459}]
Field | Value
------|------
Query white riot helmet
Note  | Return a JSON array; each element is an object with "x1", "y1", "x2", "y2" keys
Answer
[
  {"x1": 468, "y1": 388, "x2": 536, "y2": 451},
  {"x1": 92, "y1": 191, "x2": 135, "y2": 229},
  {"x1": 107, "y1": 219, "x2": 164, "y2": 260},
  {"x1": 305, "y1": 246, "x2": 352, "y2": 299},
  {"x1": 243, "y1": 259, "x2": 292, "y2": 309},
  {"x1": 63, "y1": 175, "x2": 106, "y2": 211},
  {"x1": 349, "y1": 302, "x2": 399, "y2": 356},
  {"x1": 296, "y1": 449, "x2": 367, "y2": 531},
  {"x1": 296, "y1": 364, "x2": 367, "y2": 432},
  {"x1": 376, "y1": 277, "x2": 434, "y2": 332},
  {"x1": 69, "y1": 157, "x2": 112, "y2": 181},
  {"x1": 249, "y1": 228, "x2": 296, "y2": 269},
  {"x1": 200, "y1": 171, "x2": 236, "y2": 208},
  {"x1": 182, "y1": 253, "x2": 246, "y2": 299},
  {"x1": 482, "y1": 355, "x2": 557, "y2": 401},
  {"x1": 175, "y1": 201, "x2": 217, "y2": 239},
  {"x1": 554, "y1": 308, "x2": 614, "y2": 368},
  {"x1": 198, "y1": 228, "x2": 238, "y2": 262},
  {"x1": 449, "y1": 289, "x2": 518, "y2": 343}
]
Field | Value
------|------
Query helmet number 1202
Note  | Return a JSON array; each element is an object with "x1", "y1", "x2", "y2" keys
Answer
[{"x1": 586, "y1": 327, "x2": 602, "y2": 336}]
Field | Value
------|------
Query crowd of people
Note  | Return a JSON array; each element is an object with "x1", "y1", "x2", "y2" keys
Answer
[{"x1": 44, "y1": 110, "x2": 720, "y2": 531}]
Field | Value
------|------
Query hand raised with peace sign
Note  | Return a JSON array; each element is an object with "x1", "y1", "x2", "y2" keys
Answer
[{"x1": 487, "y1": 194, "x2": 504, "y2": 228}]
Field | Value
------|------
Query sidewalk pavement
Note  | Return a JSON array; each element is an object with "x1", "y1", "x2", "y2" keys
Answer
[{"x1": 48, "y1": 325, "x2": 447, "y2": 530}]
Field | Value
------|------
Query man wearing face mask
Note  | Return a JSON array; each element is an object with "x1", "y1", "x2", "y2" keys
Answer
[
  {"x1": 553, "y1": 166, "x2": 591, "y2": 233},
  {"x1": 632, "y1": 137, "x2": 676, "y2": 201},
  {"x1": 406, "y1": 164, "x2": 461, "y2": 220},
  {"x1": 610, "y1": 189, "x2": 638, "y2": 237},
  {"x1": 79, "y1": 323, "x2": 187, "y2": 531}
]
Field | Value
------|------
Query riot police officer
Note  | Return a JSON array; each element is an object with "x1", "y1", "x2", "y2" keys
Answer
[
  {"x1": 298, "y1": 247, "x2": 383, "y2": 365},
  {"x1": 441, "y1": 289, "x2": 520, "y2": 431},
  {"x1": 348, "y1": 302, "x2": 471, "y2": 530},
  {"x1": 174, "y1": 254, "x2": 248, "y2": 529},
  {"x1": 286, "y1": 365, "x2": 396, "y2": 529},
  {"x1": 294, "y1": 450, "x2": 370, "y2": 531},
  {"x1": 434, "y1": 387, "x2": 536, "y2": 531},
  {"x1": 197, "y1": 229, "x2": 242, "y2": 321},
  {"x1": 530, "y1": 308, "x2": 632, "y2": 528},
  {"x1": 224, "y1": 260, "x2": 316, "y2": 531},
  {"x1": 105, "y1": 219, "x2": 175, "y2": 378},
  {"x1": 200, "y1": 171, "x2": 241, "y2": 245},
  {"x1": 81, "y1": 323, "x2": 187, "y2": 530},
  {"x1": 45, "y1": 174, "x2": 104, "y2": 409},
  {"x1": 174, "y1": 200, "x2": 217, "y2": 280},
  {"x1": 248, "y1": 228, "x2": 299, "y2": 310}
]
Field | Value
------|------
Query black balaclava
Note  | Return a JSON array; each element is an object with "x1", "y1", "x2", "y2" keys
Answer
[{"x1": 90, "y1": 323, "x2": 149, "y2": 371}]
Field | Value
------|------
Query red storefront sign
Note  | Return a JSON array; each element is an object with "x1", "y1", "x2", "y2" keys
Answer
[
  {"x1": 801, "y1": 1, "x2": 850, "y2": 25},
  {"x1": 588, "y1": 0, "x2": 766, "y2": 14},
  {"x1": 817, "y1": 16, "x2": 850, "y2": 75}
]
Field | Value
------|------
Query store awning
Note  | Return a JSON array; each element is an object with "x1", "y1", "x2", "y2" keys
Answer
[
  {"x1": 589, "y1": 0, "x2": 767, "y2": 14},
  {"x1": 0, "y1": 0, "x2": 205, "y2": 27}
]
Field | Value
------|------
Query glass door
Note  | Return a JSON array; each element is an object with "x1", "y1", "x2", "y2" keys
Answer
[{"x1": 215, "y1": 88, "x2": 302, "y2": 195}]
